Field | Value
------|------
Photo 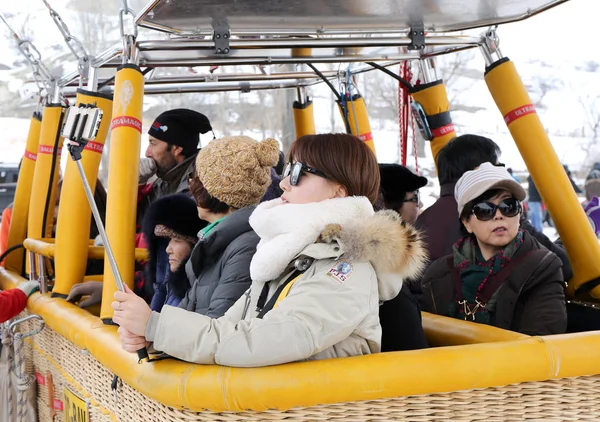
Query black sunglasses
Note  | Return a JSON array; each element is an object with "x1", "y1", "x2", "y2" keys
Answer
[
  {"x1": 471, "y1": 198, "x2": 521, "y2": 221},
  {"x1": 283, "y1": 162, "x2": 328, "y2": 186},
  {"x1": 402, "y1": 191, "x2": 420, "y2": 204}
]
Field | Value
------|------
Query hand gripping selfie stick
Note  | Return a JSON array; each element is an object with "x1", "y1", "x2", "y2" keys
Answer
[{"x1": 62, "y1": 103, "x2": 149, "y2": 363}]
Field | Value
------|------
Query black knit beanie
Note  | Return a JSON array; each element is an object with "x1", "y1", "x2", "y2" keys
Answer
[{"x1": 148, "y1": 108, "x2": 213, "y2": 155}]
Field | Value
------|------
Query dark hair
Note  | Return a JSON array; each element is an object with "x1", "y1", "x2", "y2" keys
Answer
[
  {"x1": 586, "y1": 180, "x2": 600, "y2": 201},
  {"x1": 189, "y1": 173, "x2": 230, "y2": 213},
  {"x1": 288, "y1": 133, "x2": 380, "y2": 204},
  {"x1": 437, "y1": 134, "x2": 501, "y2": 185},
  {"x1": 459, "y1": 189, "x2": 513, "y2": 235},
  {"x1": 382, "y1": 194, "x2": 409, "y2": 213},
  {"x1": 274, "y1": 150, "x2": 285, "y2": 176}
]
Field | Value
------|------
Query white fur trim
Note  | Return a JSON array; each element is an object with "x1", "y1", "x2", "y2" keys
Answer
[{"x1": 249, "y1": 197, "x2": 374, "y2": 282}]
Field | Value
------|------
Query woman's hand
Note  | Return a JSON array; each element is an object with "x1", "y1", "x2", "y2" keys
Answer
[
  {"x1": 112, "y1": 284, "x2": 152, "y2": 336},
  {"x1": 117, "y1": 326, "x2": 149, "y2": 353}
]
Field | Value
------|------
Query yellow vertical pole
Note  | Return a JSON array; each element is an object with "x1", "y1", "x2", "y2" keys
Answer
[
  {"x1": 26, "y1": 105, "x2": 64, "y2": 274},
  {"x1": 5, "y1": 113, "x2": 42, "y2": 273},
  {"x1": 290, "y1": 51, "x2": 316, "y2": 140},
  {"x1": 337, "y1": 94, "x2": 376, "y2": 153},
  {"x1": 410, "y1": 81, "x2": 455, "y2": 164},
  {"x1": 52, "y1": 90, "x2": 113, "y2": 298},
  {"x1": 100, "y1": 65, "x2": 143, "y2": 323},
  {"x1": 292, "y1": 100, "x2": 316, "y2": 139},
  {"x1": 485, "y1": 57, "x2": 600, "y2": 298}
]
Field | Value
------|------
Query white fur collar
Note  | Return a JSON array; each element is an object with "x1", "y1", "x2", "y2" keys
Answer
[{"x1": 249, "y1": 197, "x2": 374, "y2": 282}]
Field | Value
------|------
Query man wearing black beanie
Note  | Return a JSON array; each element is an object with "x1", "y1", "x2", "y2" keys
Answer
[{"x1": 138, "y1": 108, "x2": 213, "y2": 222}]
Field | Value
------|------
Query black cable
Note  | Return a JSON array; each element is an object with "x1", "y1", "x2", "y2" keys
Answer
[
  {"x1": 306, "y1": 63, "x2": 342, "y2": 102},
  {"x1": 0, "y1": 243, "x2": 24, "y2": 263},
  {"x1": 306, "y1": 63, "x2": 353, "y2": 132},
  {"x1": 97, "y1": 75, "x2": 115, "y2": 90},
  {"x1": 41, "y1": 109, "x2": 65, "y2": 239},
  {"x1": 366, "y1": 62, "x2": 413, "y2": 90}
]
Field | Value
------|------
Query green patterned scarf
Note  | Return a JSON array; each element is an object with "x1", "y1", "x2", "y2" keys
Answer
[{"x1": 448, "y1": 230, "x2": 524, "y2": 324}]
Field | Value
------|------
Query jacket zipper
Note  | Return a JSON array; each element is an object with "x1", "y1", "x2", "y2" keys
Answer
[{"x1": 241, "y1": 290, "x2": 251, "y2": 320}]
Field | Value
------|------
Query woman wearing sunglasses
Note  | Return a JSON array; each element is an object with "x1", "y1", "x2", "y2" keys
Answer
[
  {"x1": 114, "y1": 133, "x2": 427, "y2": 366},
  {"x1": 420, "y1": 162, "x2": 566, "y2": 335},
  {"x1": 377, "y1": 163, "x2": 427, "y2": 224}
]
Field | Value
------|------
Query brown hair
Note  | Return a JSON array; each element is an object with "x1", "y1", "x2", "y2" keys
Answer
[
  {"x1": 288, "y1": 134, "x2": 380, "y2": 204},
  {"x1": 188, "y1": 173, "x2": 231, "y2": 214}
]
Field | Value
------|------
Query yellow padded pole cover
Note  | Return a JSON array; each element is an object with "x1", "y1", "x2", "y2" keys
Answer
[
  {"x1": 100, "y1": 65, "x2": 143, "y2": 322},
  {"x1": 410, "y1": 80, "x2": 455, "y2": 164},
  {"x1": 5, "y1": 114, "x2": 42, "y2": 273},
  {"x1": 485, "y1": 58, "x2": 600, "y2": 297},
  {"x1": 26, "y1": 105, "x2": 64, "y2": 274},
  {"x1": 53, "y1": 90, "x2": 113, "y2": 297},
  {"x1": 292, "y1": 100, "x2": 316, "y2": 139},
  {"x1": 337, "y1": 94, "x2": 376, "y2": 153}
]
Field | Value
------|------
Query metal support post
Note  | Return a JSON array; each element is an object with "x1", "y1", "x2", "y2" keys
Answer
[{"x1": 28, "y1": 251, "x2": 37, "y2": 282}]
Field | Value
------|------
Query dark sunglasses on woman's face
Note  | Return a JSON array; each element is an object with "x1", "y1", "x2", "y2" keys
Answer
[
  {"x1": 283, "y1": 162, "x2": 328, "y2": 186},
  {"x1": 402, "y1": 191, "x2": 420, "y2": 204},
  {"x1": 471, "y1": 198, "x2": 522, "y2": 221}
]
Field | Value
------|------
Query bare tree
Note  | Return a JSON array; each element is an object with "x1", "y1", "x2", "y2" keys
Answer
[{"x1": 579, "y1": 94, "x2": 600, "y2": 167}]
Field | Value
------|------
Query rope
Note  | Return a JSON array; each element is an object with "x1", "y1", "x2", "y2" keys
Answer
[
  {"x1": 2, "y1": 326, "x2": 34, "y2": 422},
  {"x1": 404, "y1": 63, "x2": 419, "y2": 174},
  {"x1": 14, "y1": 333, "x2": 32, "y2": 422},
  {"x1": 398, "y1": 62, "x2": 410, "y2": 166},
  {"x1": 412, "y1": 109, "x2": 419, "y2": 174},
  {"x1": 2, "y1": 328, "x2": 14, "y2": 421}
]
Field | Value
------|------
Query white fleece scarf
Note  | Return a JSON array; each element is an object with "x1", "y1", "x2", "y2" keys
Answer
[{"x1": 249, "y1": 196, "x2": 374, "y2": 282}]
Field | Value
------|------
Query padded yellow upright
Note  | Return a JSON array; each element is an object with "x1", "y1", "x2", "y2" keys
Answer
[
  {"x1": 410, "y1": 80, "x2": 455, "y2": 165},
  {"x1": 337, "y1": 94, "x2": 376, "y2": 153},
  {"x1": 100, "y1": 65, "x2": 143, "y2": 323},
  {"x1": 485, "y1": 58, "x2": 600, "y2": 298},
  {"x1": 26, "y1": 105, "x2": 64, "y2": 274},
  {"x1": 52, "y1": 90, "x2": 113, "y2": 298},
  {"x1": 5, "y1": 113, "x2": 41, "y2": 273},
  {"x1": 292, "y1": 100, "x2": 316, "y2": 139}
]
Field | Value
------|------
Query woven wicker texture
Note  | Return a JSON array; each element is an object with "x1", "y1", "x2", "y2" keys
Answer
[{"x1": 16, "y1": 313, "x2": 600, "y2": 422}]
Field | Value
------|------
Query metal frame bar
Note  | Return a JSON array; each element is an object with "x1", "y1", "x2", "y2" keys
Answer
[
  {"x1": 58, "y1": 60, "x2": 408, "y2": 96},
  {"x1": 55, "y1": 35, "x2": 481, "y2": 87}
]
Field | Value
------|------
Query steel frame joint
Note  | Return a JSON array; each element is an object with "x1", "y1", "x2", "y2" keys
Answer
[
  {"x1": 212, "y1": 19, "x2": 231, "y2": 55},
  {"x1": 479, "y1": 26, "x2": 504, "y2": 67},
  {"x1": 408, "y1": 22, "x2": 425, "y2": 50}
]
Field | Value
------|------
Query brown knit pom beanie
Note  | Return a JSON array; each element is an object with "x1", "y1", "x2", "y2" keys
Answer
[{"x1": 195, "y1": 136, "x2": 280, "y2": 208}]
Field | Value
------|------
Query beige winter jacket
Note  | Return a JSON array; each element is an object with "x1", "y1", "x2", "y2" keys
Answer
[{"x1": 145, "y1": 210, "x2": 426, "y2": 367}]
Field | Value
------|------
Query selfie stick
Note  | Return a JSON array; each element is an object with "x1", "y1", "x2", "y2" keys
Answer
[{"x1": 64, "y1": 105, "x2": 149, "y2": 363}]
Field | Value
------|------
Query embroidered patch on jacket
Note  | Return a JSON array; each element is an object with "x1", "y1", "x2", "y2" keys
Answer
[{"x1": 327, "y1": 261, "x2": 354, "y2": 284}]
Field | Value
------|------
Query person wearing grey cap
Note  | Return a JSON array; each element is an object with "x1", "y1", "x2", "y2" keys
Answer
[{"x1": 420, "y1": 162, "x2": 567, "y2": 336}]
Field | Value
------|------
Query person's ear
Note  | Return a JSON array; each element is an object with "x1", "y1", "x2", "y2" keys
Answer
[
  {"x1": 462, "y1": 217, "x2": 474, "y2": 234},
  {"x1": 172, "y1": 145, "x2": 184, "y2": 157},
  {"x1": 333, "y1": 184, "x2": 348, "y2": 199}
]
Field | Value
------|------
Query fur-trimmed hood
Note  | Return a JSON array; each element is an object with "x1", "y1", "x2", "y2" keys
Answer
[{"x1": 313, "y1": 209, "x2": 428, "y2": 301}]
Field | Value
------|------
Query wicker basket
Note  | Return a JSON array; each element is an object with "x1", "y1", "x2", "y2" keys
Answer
[{"x1": 15, "y1": 313, "x2": 600, "y2": 422}]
